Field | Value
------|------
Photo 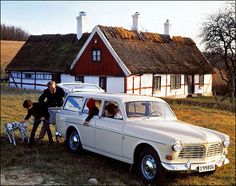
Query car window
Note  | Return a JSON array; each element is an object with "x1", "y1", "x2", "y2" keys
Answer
[
  {"x1": 126, "y1": 101, "x2": 175, "y2": 118},
  {"x1": 82, "y1": 98, "x2": 102, "y2": 114},
  {"x1": 102, "y1": 101, "x2": 123, "y2": 120},
  {"x1": 64, "y1": 96, "x2": 84, "y2": 112}
]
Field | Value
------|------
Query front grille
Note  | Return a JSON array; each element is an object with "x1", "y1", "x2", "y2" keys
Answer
[
  {"x1": 206, "y1": 143, "x2": 222, "y2": 157},
  {"x1": 179, "y1": 145, "x2": 204, "y2": 159}
]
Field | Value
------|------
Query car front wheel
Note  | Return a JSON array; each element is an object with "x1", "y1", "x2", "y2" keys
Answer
[
  {"x1": 138, "y1": 147, "x2": 165, "y2": 184},
  {"x1": 67, "y1": 130, "x2": 82, "y2": 153}
]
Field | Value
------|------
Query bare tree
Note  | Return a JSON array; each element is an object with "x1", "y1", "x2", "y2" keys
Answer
[
  {"x1": 200, "y1": 2, "x2": 235, "y2": 102},
  {"x1": 1, "y1": 24, "x2": 30, "y2": 41}
]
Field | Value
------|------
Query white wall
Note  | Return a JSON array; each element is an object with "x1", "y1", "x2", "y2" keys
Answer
[
  {"x1": 107, "y1": 77, "x2": 124, "y2": 93},
  {"x1": 9, "y1": 71, "x2": 51, "y2": 90},
  {"x1": 61, "y1": 74, "x2": 75, "y2": 83},
  {"x1": 127, "y1": 74, "x2": 187, "y2": 98},
  {"x1": 140, "y1": 74, "x2": 153, "y2": 96},
  {"x1": 203, "y1": 74, "x2": 212, "y2": 95},
  {"x1": 193, "y1": 74, "x2": 212, "y2": 96},
  {"x1": 84, "y1": 76, "x2": 100, "y2": 86},
  {"x1": 84, "y1": 76, "x2": 124, "y2": 93},
  {"x1": 127, "y1": 74, "x2": 153, "y2": 95}
]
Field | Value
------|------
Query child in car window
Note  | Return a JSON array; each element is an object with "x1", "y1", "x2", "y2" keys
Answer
[
  {"x1": 84, "y1": 98, "x2": 99, "y2": 126},
  {"x1": 104, "y1": 103, "x2": 118, "y2": 118}
]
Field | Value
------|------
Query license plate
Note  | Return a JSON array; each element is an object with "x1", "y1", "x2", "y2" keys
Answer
[{"x1": 198, "y1": 164, "x2": 215, "y2": 172}]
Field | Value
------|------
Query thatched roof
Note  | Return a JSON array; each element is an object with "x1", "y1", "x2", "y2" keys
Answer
[
  {"x1": 98, "y1": 25, "x2": 214, "y2": 74},
  {"x1": 6, "y1": 33, "x2": 90, "y2": 73}
]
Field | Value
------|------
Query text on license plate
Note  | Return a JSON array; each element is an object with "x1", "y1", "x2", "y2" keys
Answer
[{"x1": 198, "y1": 164, "x2": 215, "y2": 172}]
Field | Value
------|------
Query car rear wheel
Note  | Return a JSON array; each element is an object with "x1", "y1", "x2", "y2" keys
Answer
[
  {"x1": 67, "y1": 130, "x2": 82, "y2": 153},
  {"x1": 138, "y1": 147, "x2": 165, "y2": 184}
]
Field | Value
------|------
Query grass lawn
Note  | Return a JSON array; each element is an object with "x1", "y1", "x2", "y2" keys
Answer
[{"x1": 1, "y1": 86, "x2": 235, "y2": 185}]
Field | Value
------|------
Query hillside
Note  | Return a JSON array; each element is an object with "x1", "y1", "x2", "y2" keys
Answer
[{"x1": 0, "y1": 40, "x2": 25, "y2": 78}]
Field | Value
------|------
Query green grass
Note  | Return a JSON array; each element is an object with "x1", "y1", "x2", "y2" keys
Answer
[{"x1": 1, "y1": 87, "x2": 235, "y2": 185}]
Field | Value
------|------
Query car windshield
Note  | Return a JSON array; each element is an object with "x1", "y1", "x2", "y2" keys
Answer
[{"x1": 125, "y1": 101, "x2": 176, "y2": 119}]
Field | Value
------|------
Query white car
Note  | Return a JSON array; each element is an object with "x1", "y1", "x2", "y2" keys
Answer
[
  {"x1": 48, "y1": 82, "x2": 104, "y2": 124},
  {"x1": 57, "y1": 82, "x2": 104, "y2": 94},
  {"x1": 55, "y1": 92, "x2": 230, "y2": 183}
]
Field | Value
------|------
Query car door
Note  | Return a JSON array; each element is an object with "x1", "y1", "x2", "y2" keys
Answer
[
  {"x1": 56, "y1": 96, "x2": 84, "y2": 137},
  {"x1": 79, "y1": 98, "x2": 102, "y2": 149},
  {"x1": 95, "y1": 100, "x2": 124, "y2": 156}
]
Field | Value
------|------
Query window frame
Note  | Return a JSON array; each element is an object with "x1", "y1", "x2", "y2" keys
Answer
[
  {"x1": 153, "y1": 76, "x2": 161, "y2": 91},
  {"x1": 101, "y1": 100, "x2": 123, "y2": 120},
  {"x1": 199, "y1": 75, "x2": 204, "y2": 87},
  {"x1": 170, "y1": 75, "x2": 181, "y2": 90},
  {"x1": 75, "y1": 76, "x2": 84, "y2": 83},
  {"x1": 24, "y1": 73, "x2": 33, "y2": 79},
  {"x1": 82, "y1": 98, "x2": 102, "y2": 115},
  {"x1": 92, "y1": 49, "x2": 102, "y2": 62},
  {"x1": 63, "y1": 96, "x2": 85, "y2": 112},
  {"x1": 99, "y1": 77, "x2": 107, "y2": 91}
]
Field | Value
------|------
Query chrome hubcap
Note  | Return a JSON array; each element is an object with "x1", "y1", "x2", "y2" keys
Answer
[
  {"x1": 69, "y1": 131, "x2": 79, "y2": 150},
  {"x1": 141, "y1": 155, "x2": 157, "y2": 180}
]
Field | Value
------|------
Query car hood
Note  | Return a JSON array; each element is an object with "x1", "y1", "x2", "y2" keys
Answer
[{"x1": 125, "y1": 118, "x2": 223, "y2": 145}]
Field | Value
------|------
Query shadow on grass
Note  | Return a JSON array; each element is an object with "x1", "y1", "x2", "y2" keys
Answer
[{"x1": 0, "y1": 135, "x2": 219, "y2": 186}]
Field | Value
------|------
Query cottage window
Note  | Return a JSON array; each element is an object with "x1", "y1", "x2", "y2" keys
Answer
[
  {"x1": 44, "y1": 74, "x2": 51, "y2": 80},
  {"x1": 99, "y1": 77, "x2": 107, "y2": 91},
  {"x1": 75, "y1": 76, "x2": 84, "y2": 83},
  {"x1": 12, "y1": 72, "x2": 21, "y2": 78},
  {"x1": 36, "y1": 74, "x2": 43, "y2": 79},
  {"x1": 199, "y1": 75, "x2": 204, "y2": 87},
  {"x1": 153, "y1": 76, "x2": 161, "y2": 91},
  {"x1": 170, "y1": 75, "x2": 181, "y2": 89},
  {"x1": 36, "y1": 74, "x2": 51, "y2": 80},
  {"x1": 92, "y1": 49, "x2": 101, "y2": 62},
  {"x1": 25, "y1": 73, "x2": 33, "y2": 79}
]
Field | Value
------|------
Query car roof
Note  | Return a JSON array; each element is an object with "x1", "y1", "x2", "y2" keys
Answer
[
  {"x1": 68, "y1": 92, "x2": 166, "y2": 103},
  {"x1": 57, "y1": 82, "x2": 104, "y2": 93}
]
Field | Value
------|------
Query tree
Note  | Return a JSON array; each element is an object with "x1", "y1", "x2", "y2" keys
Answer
[
  {"x1": 200, "y1": 2, "x2": 236, "y2": 102},
  {"x1": 1, "y1": 24, "x2": 30, "y2": 41}
]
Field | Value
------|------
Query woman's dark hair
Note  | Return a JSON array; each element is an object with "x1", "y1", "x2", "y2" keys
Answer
[{"x1": 23, "y1": 99, "x2": 33, "y2": 108}]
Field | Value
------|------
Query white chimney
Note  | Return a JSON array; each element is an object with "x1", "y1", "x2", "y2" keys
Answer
[
  {"x1": 76, "y1": 11, "x2": 89, "y2": 40},
  {"x1": 131, "y1": 12, "x2": 141, "y2": 31},
  {"x1": 164, "y1": 19, "x2": 170, "y2": 35}
]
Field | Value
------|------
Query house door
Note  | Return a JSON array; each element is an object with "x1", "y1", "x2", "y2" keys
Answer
[
  {"x1": 52, "y1": 74, "x2": 61, "y2": 83},
  {"x1": 187, "y1": 75, "x2": 194, "y2": 95},
  {"x1": 99, "y1": 77, "x2": 107, "y2": 92}
]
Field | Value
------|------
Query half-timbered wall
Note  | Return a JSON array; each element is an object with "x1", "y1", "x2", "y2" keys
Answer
[
  {"x1": 9, "y1": 71, "x2": 51, "y2": 90},
  {"x1": 9, "y1": 71, "x2": 63, "y2": 90},
  {"x1": 126, "y1": 73, "x2": 212, "y2": 98},
  {"x1": 194, "y1": 74, "x2": 212, "y2": 96}
]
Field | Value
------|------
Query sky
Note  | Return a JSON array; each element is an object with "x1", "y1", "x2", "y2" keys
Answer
[{"x1": 1, "y1": 1, "x2": 230, "y2": 50}]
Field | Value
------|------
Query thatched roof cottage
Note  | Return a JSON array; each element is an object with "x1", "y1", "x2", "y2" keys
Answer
[{"x1": 6, "y1": 12, "x2": 213, "y2": 97}]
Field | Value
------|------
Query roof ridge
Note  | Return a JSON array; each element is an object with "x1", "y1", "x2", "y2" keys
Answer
[{"x1": 98, "y1": 25, "x2": 195, "y2": 45}]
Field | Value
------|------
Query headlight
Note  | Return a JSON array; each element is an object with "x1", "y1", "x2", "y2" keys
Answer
[
  {"x1": 223, "y1": 136, "x2": 230, "y2": 148},
  {"x1": 172, "y1": 140, "x2": 183, "y2": 152}
]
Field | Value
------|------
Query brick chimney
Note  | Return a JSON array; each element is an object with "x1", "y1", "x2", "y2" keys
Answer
[
  {"x1": 76, "y1": 11, "x2": 88, "y2": 40},
  {"x1": 131, "y1": 12, "x2": 141, "y2": 31}
]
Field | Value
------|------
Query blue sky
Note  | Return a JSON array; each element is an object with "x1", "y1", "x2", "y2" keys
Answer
[{"x1": 1, "y1": 1, "x2": 229, "y2": 50}]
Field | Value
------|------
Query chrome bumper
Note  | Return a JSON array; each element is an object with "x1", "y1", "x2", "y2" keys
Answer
[{"x1": 161, "y1": 155, "x2": 229, "y2": 172}]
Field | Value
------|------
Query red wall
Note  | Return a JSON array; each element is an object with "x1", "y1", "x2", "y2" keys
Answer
[{"x1": 71, "y1": 33, "x2": 125, "y2": 76}]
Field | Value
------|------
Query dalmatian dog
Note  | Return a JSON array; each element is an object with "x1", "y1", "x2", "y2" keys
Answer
[{"x1": 5, "y1": 121, "x2": 29, "y2": 145}]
